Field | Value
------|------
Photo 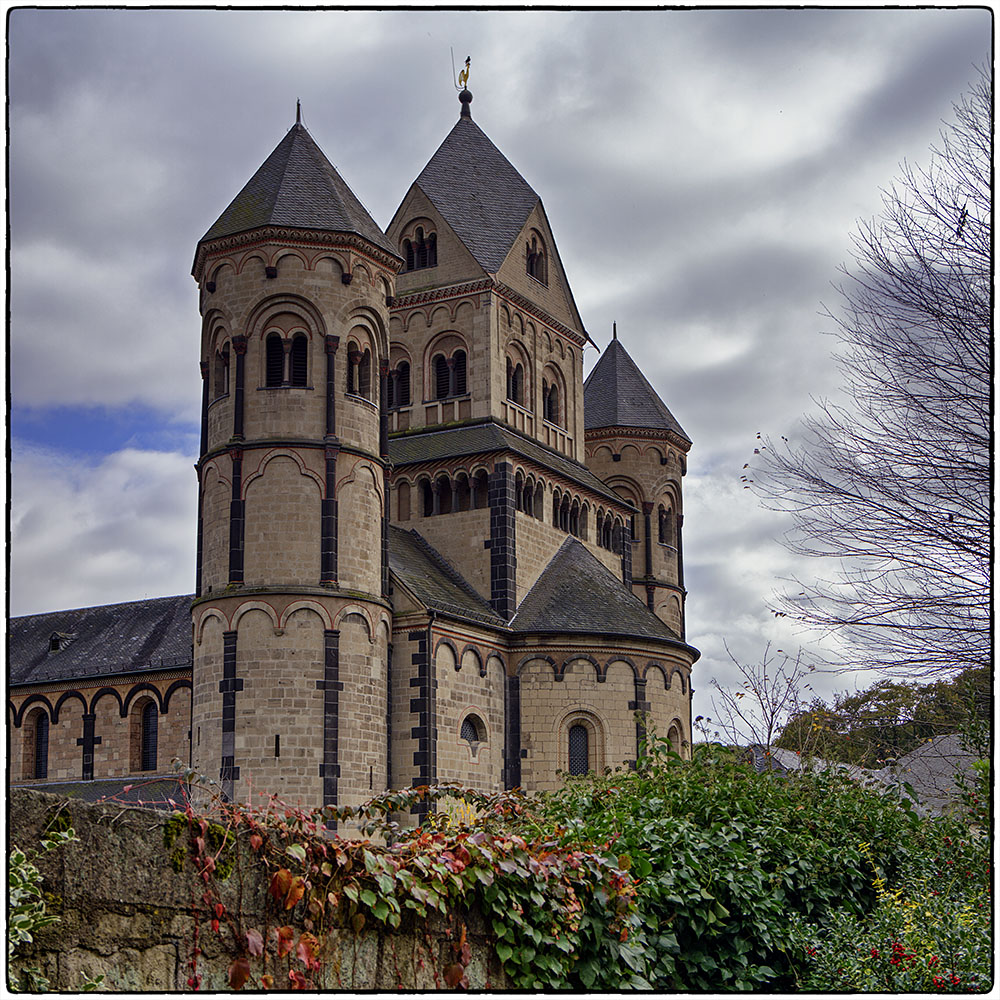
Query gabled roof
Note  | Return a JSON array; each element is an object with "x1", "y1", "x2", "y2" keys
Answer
[
  {"x1": 388, "y1": 526, "x2": 504, "y2": 628},
  {"x1": 388, "y1": 420, "x2": 630, "y2": 508},
  {"x1": 584, "y1": 336, "x2": 690, "y2": 442},
  {"x1": 8, "y1": 594, "x2": 194, "y2": 687},
  {"x1": 408, "y1": 113, "x2": 540, "y2": 274},
  {"x1": 511, "y1": 537, "x2": 684, "y2": 643},
  {"x1": 197, "y1": 123, "x2": 395, "y2": 256}
]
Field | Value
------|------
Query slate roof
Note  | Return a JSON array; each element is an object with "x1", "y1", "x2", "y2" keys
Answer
[
  {"x1": 880, "y1": 734, "x2": 976, "y2": 815},
  {"x1": 388, "y1": 527, "x2": 504, "y2": 628},
  {"x1": 198, "y1": 123, "x2": 396, "y2": 256},
  {"x1": 584, "y1": 337, "x2": 690, "y2": 442},
  {"x1": 412, "y1": 113, "x2": 540, "y2": 274},
  {"x1": 8, "y1": 594, "x2": 194, "y2": 687},
  {"x1": 511, "y1": 537, "x2": 683, "y2": 642},
  {"x1": 389, "y1": 420, "x2": 630, "y2": 508}
]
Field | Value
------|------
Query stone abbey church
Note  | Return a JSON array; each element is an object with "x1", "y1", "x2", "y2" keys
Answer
[{"x1": 9, "y1": 88, "x2": 699, "y2": 813}]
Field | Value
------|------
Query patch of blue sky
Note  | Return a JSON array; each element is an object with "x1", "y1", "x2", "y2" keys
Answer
[{"x1": 12, "y1": 405, "x2": 198, "y2": 460}]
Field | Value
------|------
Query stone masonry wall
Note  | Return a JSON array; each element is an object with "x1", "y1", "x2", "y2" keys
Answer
[{"x1": 8, "y1": 789, "x2": 508, "y2": 992}]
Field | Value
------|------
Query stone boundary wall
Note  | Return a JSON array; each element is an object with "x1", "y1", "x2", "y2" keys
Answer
[{"x1": 8, "y1": 789, "x2": 508, "y2": 991}]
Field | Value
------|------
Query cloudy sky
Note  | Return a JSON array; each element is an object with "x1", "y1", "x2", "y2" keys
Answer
[{"x1": 8, "y1": 8, "x2": 990, "y2": 725}]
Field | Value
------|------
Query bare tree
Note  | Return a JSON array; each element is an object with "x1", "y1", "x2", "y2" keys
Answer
[
  {"x1": 702, "y1": 643, "x2": 815, "y2": 750},
  {"x1": 749, "y1": 72, "x2": 991, "y2": 677}
]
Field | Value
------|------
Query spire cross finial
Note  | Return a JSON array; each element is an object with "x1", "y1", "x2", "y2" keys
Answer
[
  {"x1": 613, "y1": 322, "x2": 617, "y2": 340},
  {"x1": 296, "y1": 100, "x2": 301, "y2": 125}
]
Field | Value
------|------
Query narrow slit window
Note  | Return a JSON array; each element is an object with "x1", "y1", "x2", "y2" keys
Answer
[
  {"x1": 568, "y1": 724, "x2": 589, "y2": 775},
  {"x1": 141, "y1": 701, "x2": 158, "y2": 772},
  {"x1": 265, "y1": 333, "x2": 285, "y2": 387},
  {"x1": 290, "y1": 335, "x2": 308, "y2": 387}
]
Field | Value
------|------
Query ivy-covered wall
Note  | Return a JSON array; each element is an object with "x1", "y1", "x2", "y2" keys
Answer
[{"x1": 8, "y1": 789, "x2": 508, "y2": 991}]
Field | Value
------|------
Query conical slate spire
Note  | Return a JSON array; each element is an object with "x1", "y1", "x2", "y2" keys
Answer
[
  {"x1": 583, "y1": 335, "x2": 690, "y2": 441},
  {"x1": 412, "y1": 112, "x2": 540, "y2": 274},
  {"x1": 198, "y1": 123, "x2": 395, "y2": 256}
]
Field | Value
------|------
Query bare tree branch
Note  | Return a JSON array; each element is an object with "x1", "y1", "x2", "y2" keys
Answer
[{"x1": 750, "y1": 71, "x2": 991, "y2": 678}]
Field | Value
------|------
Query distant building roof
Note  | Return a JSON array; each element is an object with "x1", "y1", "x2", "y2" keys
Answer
[
  {"x1": 882, "y1": 734, "x2": 977, "y2": 815},
  {"x1": 8, "y1": 594, "x2": 194, "y2": 687},
  {"x1": 511, "y1": 536, "x2": 691, "y2": 646},
  {"x1": 584, "y1": 336, "x2": 690, "y2": 442},
  {"x1": 389, "y1": 420, "x2": 629, "y2": 507},
  {"x1": 411, "y1": 110, "x2": 540, "y2": 274},
  {"x1": 388, "y1": 527, "x2": 504, "y2": 628},
  {"x1": 197, "y1": 123, "x2": 396, "y2": 256}
]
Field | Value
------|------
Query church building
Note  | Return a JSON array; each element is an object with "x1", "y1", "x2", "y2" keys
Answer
[{"x1": 9, "y1": 85, "x2": 699, "y2": 813}]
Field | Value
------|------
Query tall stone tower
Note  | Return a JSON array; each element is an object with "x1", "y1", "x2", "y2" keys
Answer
[
  {"x1": 189, "y1": 118, "x2": 401, "y2": 809},
  {"x1": 583, "y1": 328, "x2": 692, "y2": 639}
]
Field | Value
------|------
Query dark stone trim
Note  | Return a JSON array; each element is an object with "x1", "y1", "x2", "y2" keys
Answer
[
  {"x1": 325, "y1": 335, "x2": 339, "y2": 437},
  {"x1": 503, "y1": 672, "x2": 521, "y2": 789},
  {"x1": 163, "y1": 678, "x2": 194, "y2": 712},
  {"x1": 229, "y1": 450, "x2": 245, "y2": 584},
  {"x1": 632, "y1": 676, "x2": 649, "y2": 760},
  {"x1": 385, "y1": 640, "x2": 393, "y2": 793},
  {"x1": 76, "y1": 714, "x2": 102, "y2": 781},
  {"x1": 321, "y1": 447, "x2": 339, "y2": 585},
  {"x1": 675, "y1": 514, "x2": 685, "y2": 633},
  {"x1": 52, "y1": 690, "x2": 87, "y2": 724},
  {"x1": 488, "y1": 462, "x2": 517, "y2": 619},
  {"x1": 231, "y1": 335, "x2": 247, "y2": 440},
  {"x1": 88, "y1": 687, "x2": 125, "y2": 717},
  {"x1": 197, "y1": 439, "x2": 384, "y2": 472},
  {"x1": 381, "y1": 468, "x2": 390, "y2": 599},
  {"x1": 199, "y1": 361, "x2": 209, "y2": 461},
  {"x1": 220, "y1": 631, "x2": 241, "y2": 800},
  {"x1": 11, "y1": 694, "x2": 56, "y2": 727},
  {"x1": 408, "y1": 624, "x2": 436, "y2": 821},
  {"x1": 319, "y1": 629, "x2": 341, "y2": 829},
  {"x1": 121, "y1": 683, "x2": 166, "y2": 716},
  {"x1": 195, "y1": 483, "x2": 204, "y2": 598},
  {"x1": 621, "y1": 530, "x2": 633, "y2": 589},
  {"x1": 642, "y1": 502, "x2": 654, "y2": 586}
]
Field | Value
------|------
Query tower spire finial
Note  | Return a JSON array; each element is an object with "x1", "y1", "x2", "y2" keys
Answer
[
  {"x1": 458, "y1": 56, "x2": 473, "y2": 118},
  {"x1": 296, "y1": 99, "x2": 301, "y2": 125},
  {"x1": 613, "y1": 321, "x2": 617, "y2": 341}
]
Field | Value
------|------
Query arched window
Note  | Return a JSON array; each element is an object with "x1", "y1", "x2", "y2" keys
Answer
[
  {"x1": 471, "y1": 470, "x2": 489, "y2": 509},
  {"x1": 290, "y1": 334, "x2": 308, "y2": 387},
  {"x1": 543, "y1": 379, "x2": 560, "y2": 425},
  {"x1": 461, "y1": 714, "x2": 486, "y2": 745},
  {"x1": 506, "y1": 358, "x2": 525, "y2": 405},
  {"x1": 397, "y1": 481, "x2": 411, "y2": 521},
  {"x1": 213, "y1": 343, "x2": 230, "y2": 398},
  {"x1": 667, "y1": 723, "x2": 682, "y2": 755},
  {"x1": 453, "y1": 350, "x2": 467, "y2": 396},
  {"x1": 23, "y1": 708, "x2": 49, "y2": 780},
  {"x1": 358, "y1": 349, "x2": 372, "y2": 399},
  {"x1": 141, "y1": 701, "x2": 158, "y2": 771},
  {"x1": 420, "y1": 479, "x2": 434, "y2": 517},
  {"x1": 568, "y1": 724, "x2": 589, "y2": 775},
  {"x1": 265, "y1": 333, "x2": 284, "y2": 387},
  {"x1": 402, "y1": 227, "x2": 438, "y2": 272},
  {"x1": 526, "y1": 233, "x2": 548, "y2": 285},
  {"x1": 395, "y1": 361, "x2": 410, "y2": 406},
  {"x1": 433, "y1": 354, "x2": 450, "y2": 400}
]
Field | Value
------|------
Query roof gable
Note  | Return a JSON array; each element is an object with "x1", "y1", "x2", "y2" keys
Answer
[
  {"x1": 584, "y1": 336, "x2": 690, "y2": 442},
  {"x1": 198, "y1": 123, "x2": 395, "y2": 256},
  {"x1": 397, "y1": 114, "x2": 540, "y2": 275},
  {"x1": 512, "y1": 537, "x2": 681, "y2": 641}
]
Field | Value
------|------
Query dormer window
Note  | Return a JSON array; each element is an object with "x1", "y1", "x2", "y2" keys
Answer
[
  {"x1": 48, "y1": 631, "x2": 76, "y2": 654},
  {"x1": 403, "y1": 226, "x2": 437, "y2": 272},
  {"x1": 526, "y1": 231, "x2": 548, "y2": 285}
]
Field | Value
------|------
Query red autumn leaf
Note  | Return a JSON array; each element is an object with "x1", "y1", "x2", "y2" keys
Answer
[
  {"x1": 351, "y1": 912, "x2": 366, "y2": 934},
  {"x1": 297, "y1": 932, "x2": 320, "y2": 969},
  {"x1": 269, "y1": 868, "x2": 292, "y2": 903},
  {"x1": 249, "y1": 833, "x2": 263, "y2": 851},
  {"x1": 444, "y1": 963, "x2": 466, "y2": 988},
  {"x1": 214, "y1": 902, "x2": 225, "y2": 919},
  {"x1": 288, "y1": 969, "x2": 308, "y2": 990},
  {"x1": 285, "y1": 875, "x2": 306, "y2": 910},
  {"x1": 276, "y1": 924, "x2": 295, "y2": 957},
  {"x1": 260, "y1": 974, "x2": 273, "y2": 989},
  {"x1": 246, "y1": 928, "x2": 264, "y2": 957},
  {"x1": 227, "y1": 956, "x2": 250, "y2": 991},
  {"x1": 194, "y1": 836, "x2": 206, "y2": 856},
  {"x1": 211, "y1": 919, "x2": 220, "y2": 934}
]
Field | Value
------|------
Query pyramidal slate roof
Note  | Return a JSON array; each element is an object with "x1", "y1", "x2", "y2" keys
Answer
[
  {"x1": 8, "y1": 594, "x2": 194, "y2": 687},
  {"x1": 198, "y1": 123, "x2": 396, "y2": 255},
  {"x1": 584, "y1": 337, "x2": 690, "y2": 442},
  {"x1": 412, "y1": 111, "x2": 540, "y2": 274},
  {"x1": 512, "y1": 537, "x2": 684, "y2": 643},
  {"x1": 388, "y1": 526, "x2": 504, "y2": 627}
]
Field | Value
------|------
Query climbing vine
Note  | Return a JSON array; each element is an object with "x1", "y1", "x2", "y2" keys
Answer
[{"x1": 161, "y1": 775, "x2": 641, "y2": 990}]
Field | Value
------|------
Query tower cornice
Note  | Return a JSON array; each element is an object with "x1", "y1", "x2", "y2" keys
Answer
[{"x1": 192, "y1": 226, "x2": 403, "y2": 282}]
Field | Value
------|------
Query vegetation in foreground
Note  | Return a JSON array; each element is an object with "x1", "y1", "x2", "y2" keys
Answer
[{"x1": 9, "y1": 736, "x2": 990, "y2": 992}]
